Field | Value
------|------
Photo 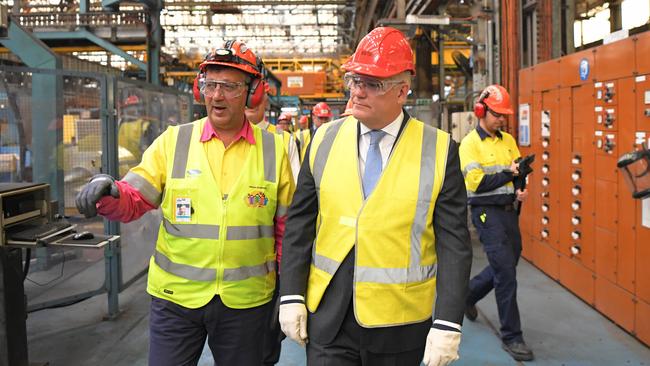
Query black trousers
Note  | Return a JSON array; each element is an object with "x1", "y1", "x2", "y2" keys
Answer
[
  {"x1": 306, "y1": 303, "x2": 426, "y2": 366},
  {"x1": 467, "y1": 205, "x2": 523, "y2": 343},
  {"x1": 148, "y1": 295, "x2": 272, "y2": 366}
]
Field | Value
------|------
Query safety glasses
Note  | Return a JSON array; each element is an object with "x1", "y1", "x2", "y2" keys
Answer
[
  {"x1": 200, "y1": 79, "x2": 247, "y2": 99},
  {"x1": 488, "y1": 109, "x2": 505, "y2": 119},
  {"x1": 343, "y1": 73, "x2": 405, "y2": 96}
]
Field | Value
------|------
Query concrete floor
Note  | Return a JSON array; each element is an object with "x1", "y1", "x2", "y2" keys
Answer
[{"x1": 25, "y1": 236, "x2": 650, "y2": 366}]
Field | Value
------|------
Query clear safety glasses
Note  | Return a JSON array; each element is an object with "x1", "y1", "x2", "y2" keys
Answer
[
  {"x1": 343, "y1": 73, "x2": 405, "y2": 96},
  {"x1": 200, "y1": 79, "x2": 247, "y2": 98}
]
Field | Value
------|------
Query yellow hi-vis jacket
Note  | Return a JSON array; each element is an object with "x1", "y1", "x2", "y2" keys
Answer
[
  {"x1": 295, "y1": 129, "x2": 311, "y2": 162},
  {"x1": 124, "y1": 119, "x2": 285, "y2": 309},
  {"x1": 459, "y1": 128, "x2": 520, "y2": 205},
  {"x1": 305, "y1": 116, "x2": 450, "y2": 327}
]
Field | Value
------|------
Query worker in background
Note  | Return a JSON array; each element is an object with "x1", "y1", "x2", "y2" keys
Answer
[
  {"x1": 311, "y1": 101, "x2": 332, "y2": 130},
  {"x1": 295, "y1": 115, "x2": 312, "y2": 162},
  {"x1": 340, "y1": 98, "x2": 354, "y2": 117},
  {"x1": 459, "y1": 84, "x2": 534, "y2": 362},
  {"x1": 118, "y1": 95, "x2": 156, "y2": 161},
  {"x1": 245, "y1": 95, "x2": 300, "y2": 183},
  {"x1": 278, "y1": 26, "x2": 472, "y2": 366},
  {"x1": 245, "y1": 104, "x2": 299, "y2": 365},
  {"x1": 276, "y1": 112, "x2": 294, "y2": 133},
  {"x1": 75, "y1": 40, "x2": 295, "y2": 366}
]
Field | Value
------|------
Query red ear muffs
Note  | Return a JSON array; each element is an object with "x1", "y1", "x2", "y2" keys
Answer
[
  {"x1": 193, "y1": 73, "x2": 203, "y2": 103},
  {"x1": 473, "y1": 101, "x2": 486, "y2": 118},
  {"x1": 473, "y1": 90, "x2": 490, "y2": 118},
  {"x1": 246, "y1": 79, "x2": 266, "y2": 108}
]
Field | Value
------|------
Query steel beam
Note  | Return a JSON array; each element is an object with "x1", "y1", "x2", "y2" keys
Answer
[{"x1": 35, "y1": 30, "x2": 146, "y2": 70}]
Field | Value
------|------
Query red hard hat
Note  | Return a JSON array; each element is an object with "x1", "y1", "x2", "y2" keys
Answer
[
  {"x1": 122, "y1": 95, "x2": 141, "y2": 107},
  {"x1": 199, "y1": 40, "x2": 262, "y2": 78},
  {"x1": 342, "y1": 27, "x2": 415, "y2": 78},
  {"x1": 278, "y1": 112, "x2": 292, "y2": 122},
  {"x1": 481, "y1": 85, "x2": 514, "y2": 115},
  {"x1": 299, "y1": 115, "x2": 309, "y2": 125},
  {"x1": 341, "y1": 99, "x2": 354, "y2": 117},
  {"x1": 312, "y1": 102, "x2": 332, "y2": 118}
]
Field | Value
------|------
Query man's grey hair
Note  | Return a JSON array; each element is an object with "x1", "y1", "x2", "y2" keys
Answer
[{"x1": 390, "y1": 71, "x2": 413, "y2": 88}]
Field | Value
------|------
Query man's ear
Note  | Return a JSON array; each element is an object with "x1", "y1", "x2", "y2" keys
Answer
[{"x1": 397, "y1": 83, "x2": 410, "y2": 103}]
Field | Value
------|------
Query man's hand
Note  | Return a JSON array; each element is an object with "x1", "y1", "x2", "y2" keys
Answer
[
  {"x1": 516, "y1": 188, "x2": 529, "y2": 202},
  {"x1": 422, "y1": 328, "x2": 461, "y2": 366},
  {"x1": 509, "y1": 161, "x2": 520, "y2": 176},
  {"x1": 279, "y1": 302, "x2": 308, "y2": 346},
  {"x1": 75, "y1": 174, "x2": 120, "y2": 218}
]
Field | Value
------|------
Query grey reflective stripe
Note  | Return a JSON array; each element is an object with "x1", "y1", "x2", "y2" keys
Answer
[
  {"x1": 154, "y1": 250, "x2": 216, "y2": 281},
  {"x1": 356, "y1": 263, "x2": 437, "y2": 284},
  {"x1": 298, "y1": 131, "x2": 305, "y2": 146},
  {"x1": 261, "y1": 130, "x2": 277, "y2": 182},
  {"x1": 312, "y1": 120, "x2": 345, "y2": 189},
  {"x1": 223, "y1": 260, "x2": 276, "y2": 281},
  {"x1": 313, "y1": 253, "x2": 340, "y2": 276},
  {"x1": 410, "y1": 125, "x2": 437, "y2": 271},
  {"x1": 172, "y1": 124, "x2": 194, "y2": 178},
  {"x1": 226, "y1": 225, "x2": 274, "y2": 240},
  {"x1": 467, "y1": 185, "x2": 515, "y2": 197},
  {"x1": 462, "y1": 162, "x2": 482, "y2": 176},
  {"x1": 276, "y1": 204, "x2": 289, "y2": 217},
  {"x1": 163, "y1": 217, "x2": 220, "y2": 239},
  {"x1": 463, "y1": 163, "x2": 510, "y2": 176},
  {"x1": 123, "y1": 171, "x2": 162, "y2": 206}
]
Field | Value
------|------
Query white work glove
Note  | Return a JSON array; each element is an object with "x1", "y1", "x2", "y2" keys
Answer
[
  {"x1": 422, "y1": 328, "x2": 461, "y2": 366},
  {"x1": 279, "y1": 302, "x2": 308, "y2": 346}
]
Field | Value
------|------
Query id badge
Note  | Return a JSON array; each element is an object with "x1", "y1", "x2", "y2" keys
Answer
[{"x1": 175, "y1": 198, "x2": 192, "y2": 222}]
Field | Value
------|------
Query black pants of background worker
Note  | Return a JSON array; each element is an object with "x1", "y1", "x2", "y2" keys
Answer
[
  {"x1": 262, "y1": 274, "x2": 285, "y2": 365},
  {"x1": 148, "y1": 295, "x2": 271, "y2": 366},
  {"x1": 306, "y1": 252, "x2": 430, "y2": 366},
  {"x1": 466, "y1": 205, "x2": 523, "y2": 343}
]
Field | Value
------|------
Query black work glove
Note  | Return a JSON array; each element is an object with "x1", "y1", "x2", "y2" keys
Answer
[{"x1": 75, "y1": 174, "x2": 120, "y2": 218}]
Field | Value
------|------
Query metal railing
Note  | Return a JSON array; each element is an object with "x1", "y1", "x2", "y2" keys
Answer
[{"x1": 14, "y1": 11, "x2": 147, "y2": 30}]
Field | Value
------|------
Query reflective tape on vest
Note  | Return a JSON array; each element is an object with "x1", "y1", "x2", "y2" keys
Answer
[
  {"x1": 223, "y1": 260, "x2": 276, "y2": 281},
  {"x1": 226, "y1": 225, "x2": 274, "y2": 240},
  {"x1": 163, "y1": 217, "x2": 220, "y2": 239},
  {"x1": 154, "y1": 250, "x2": 216, "y2": 281}
]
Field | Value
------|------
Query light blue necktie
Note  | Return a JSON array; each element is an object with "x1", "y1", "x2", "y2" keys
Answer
[{"x1": 363, "y1": 130, "x2": 386, "y2": 198}]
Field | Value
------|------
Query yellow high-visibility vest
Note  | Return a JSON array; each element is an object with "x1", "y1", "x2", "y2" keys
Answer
[
  {"x1": 295, "y1": 129, "x2": 311, "y2": 162},
  {"x1": 126, "y1": 119, "x2": 285, "y2": 309},
  {"x1": 305, "y1": 116, "x2": 450, "y2": 327}
]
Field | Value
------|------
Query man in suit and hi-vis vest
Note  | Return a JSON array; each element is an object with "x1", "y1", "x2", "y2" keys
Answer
[
  {"x1": 76, "y1": 40, "x2": 295, "y2": 366},
  {"x1": 278, "y1": 26, "x2": 472, "y2": 366}
]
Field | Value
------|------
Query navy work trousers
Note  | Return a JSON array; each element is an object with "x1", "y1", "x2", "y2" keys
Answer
[
  {"x1": 467, "y1": 205, "x2": 523, "y2": 343},
  {"x1": 149, "y1": 295, "x2": 272, "y2": 366}
]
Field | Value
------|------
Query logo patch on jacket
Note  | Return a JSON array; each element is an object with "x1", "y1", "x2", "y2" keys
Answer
[
  {"x1": 245, "y1": 191, "x2": 269, "y2": 208},
  {"x1": 187, "y1": 169, "x2": 202, "y2": 177}
]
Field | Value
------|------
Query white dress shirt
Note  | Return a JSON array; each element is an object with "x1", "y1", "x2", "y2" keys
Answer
[{"x1": 358, "y1": 110, "x2": 404, "y2": 177}]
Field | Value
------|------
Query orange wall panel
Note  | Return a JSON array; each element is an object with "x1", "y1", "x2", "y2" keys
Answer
[
  {"x1": 559, "y1": 255, "x2": 595, "y2": 304},
  {"x1": 595, "y1": 276, "x2": 635, "y2": 333},
  {"x1": 560, "y1": 49, "x2": 596, "y2": 87},
  {"x1": 636, "y1": 300, "x2": 650, "y2": 346},
  {"x1": 636, "y1": 223, "x2": 650, "y2": 304},
  {"x1": 595, "y1": 179, "x2": 618, "y2": 232},
  {"x1": 635, "y1": 32, "x2": 650, "y2": 75},
  {"x1": 519, "y1": 67, "x2": 534, "y2": 98},
  {"x1": 593, "y1": 38, "x2": 636, "y2": 81},
  {"x1": 595, "y1": 226, "x2": 617, "y2": 283},
  {"x1": 533, "y1": 59, "x2": 561, "y2": 92},
  {"x1": 535, "y1": 241, "x2": 560, "y2": 280}
]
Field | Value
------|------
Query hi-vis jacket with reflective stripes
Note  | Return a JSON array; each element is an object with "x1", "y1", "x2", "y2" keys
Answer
[
  {"x1": 295, "y1": 129, "x2": 311, "y2": 162},
  {"x1": 459, "y1": 128, "x2": 520, "y2": 206},
  {"x1": 123, "y1": 118, "x2": 285, "y2": 309},
  {"x1": 305, "y1": 116, "x2": 450, "y2": 327}
]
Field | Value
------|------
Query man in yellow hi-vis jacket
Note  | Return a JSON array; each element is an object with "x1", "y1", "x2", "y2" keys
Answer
[
  {"x1": 76, "y1": 40, "x2": 294, "y2": 366},
  {"x1": 278, "y1": 26, "x2": 472, "y2": 366},
  {"x1": 459, "y1": 84, "x2": 533, "y2": 362}
]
